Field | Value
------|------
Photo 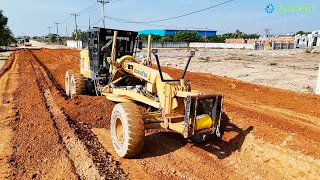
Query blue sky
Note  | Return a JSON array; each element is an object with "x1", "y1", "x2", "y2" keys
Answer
[{"x1": 0, "y1": 0, "x2": 319, "y2": 37}]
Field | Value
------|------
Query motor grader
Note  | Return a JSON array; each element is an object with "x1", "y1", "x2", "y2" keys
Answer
[{"x1": 65, "y1": 27, "x2": 223, "y2": 158}]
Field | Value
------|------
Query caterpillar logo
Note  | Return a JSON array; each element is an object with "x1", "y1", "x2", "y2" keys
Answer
[{"x1": 133, "y1": 68, "x2": 149, "y2": 79}]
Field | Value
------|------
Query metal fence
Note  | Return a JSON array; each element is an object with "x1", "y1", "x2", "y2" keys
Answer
[
  {"x1": 273, "y1": 43, "x2": 295, "y2": 50},
  {"x1": 254, "y1": 42, "x2": 295, "y2": 50}
]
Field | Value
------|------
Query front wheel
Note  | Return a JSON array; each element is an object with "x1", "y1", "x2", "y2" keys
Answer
[{"x1": 111, "y1": 103, "x2": 145, "y2": 158}]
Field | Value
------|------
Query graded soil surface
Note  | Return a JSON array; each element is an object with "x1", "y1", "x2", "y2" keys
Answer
[
  {"x1": 156, "y1": 49, "x2": 320, "y2": 93},
  {"x1": 0, "y1": 48, "x2": 319, "y2": 179}
]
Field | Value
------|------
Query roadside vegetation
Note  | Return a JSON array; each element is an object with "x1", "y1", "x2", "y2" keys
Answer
[
  {"x1": 139, "y1": 29, "x2": 260, "y2": 43},
  {"x1": 0, "y1": 10, "x2": 16, "y2": 46}
]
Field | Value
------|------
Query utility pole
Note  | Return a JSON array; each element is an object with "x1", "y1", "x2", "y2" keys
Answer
[
  {"x1": 66, "y1": 26, "x2": 68, "y2": 37},
  {"x1": 89, "y1": 18, "x2": 91, "y2": 29},
  {"x1": 71, "y1": 13, "x2": 80, "y2": 48},
  {"x1": 204, "y1": 27, "x2": 207, "y2": 51},
  {"x1": 97, "y1": 0, "x2": 109, "y2": 28},
  {"x1": 284, "y1": 17, "x2": 287, "y2": 35},
  {"x1": 47, "y1": 27, "x2": 52, "y2": 35},
  {"x1": 54, "y1": 22, "x2": 59, "y2": 36}
]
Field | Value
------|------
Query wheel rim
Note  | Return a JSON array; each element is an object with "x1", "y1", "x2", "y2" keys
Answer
[
  {"x1": 71, "y1": 78, "x2": 76, "y2": 96},
  {"x1": 65, "y1": 76, "x2": 69, "y2": 94},
  {"x1": 115, "y1": 117, "x2": 124, "y2": 144}
]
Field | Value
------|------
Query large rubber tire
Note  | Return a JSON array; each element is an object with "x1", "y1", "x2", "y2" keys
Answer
[
  {"x1": 70, "y1": 73, "x2": 86, "y2": 98},
  {"x1": 111, "y1": 103, "x2": 145, "y2": 158}
]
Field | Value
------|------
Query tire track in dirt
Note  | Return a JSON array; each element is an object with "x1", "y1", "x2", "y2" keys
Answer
[
  {"x1": 93, "y1": 128, "x2": 243, "y2": 179},
  {"x1": 28, "y1": 50, "x2": 101, "y2": 179},
  {"x1": 0, "y1": 52, "x2": 18, "y2": 179},
  {"x1": 29, "y1": 49, "x2": 127, "y2": 179},
  {"x1": 9, "y1": 49, "x2": 78, "y2": 179}
]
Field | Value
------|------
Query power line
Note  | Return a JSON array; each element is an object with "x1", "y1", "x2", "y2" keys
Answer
[
  {"x1": 138, "y1": 0, "x2": 202, "y2": 15},
  {"x1": 50, "y1": 0, "x2": 121, "y2": 32},
  {"x1": 64, "y1": 17, "x2": 75, "y2": 24},
  {"x1": 92, "y1": 18, "x2": 104, "y2": 26},
  {"x1": 59, "y1": 15, "x2": 72, "y2": 24},
  {"x1": 105, "y1": 0, "x2": 234, "y2": 25},
  {"x1": 105, "y1": 15, "x2": 225, "y2": 31},
  {"x1": 105, "y1": 16, "x2": 208, "y2": 29},
  {"x1": 76, "y1": 2, "x2": 99, "y2": 14},
  {"x1": 79, "y1": 4, "x2": 102, "y2": 15}
]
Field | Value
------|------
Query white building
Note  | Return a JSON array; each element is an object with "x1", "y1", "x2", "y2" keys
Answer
[{"x1": 295, "y1": 30, "x2": 320, "y2": 48}]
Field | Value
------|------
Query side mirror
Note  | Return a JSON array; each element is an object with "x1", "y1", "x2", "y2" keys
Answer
[
  {"x1": 138, "y1": 41, "x2": 143, "y2": 49},
  {"x1": 190, "y1": 51, "x2": 195, "y2": 56},
  {"x1": 152, "y1": 49, "x2": 158, "y2": 55}
]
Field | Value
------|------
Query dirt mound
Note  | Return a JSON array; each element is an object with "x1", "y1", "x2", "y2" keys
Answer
[
  {"x1": 10, "y1": 49, "x2": 78, "y2": 179},
  {"x1": 0, "y1": 51, "x2": 16, "y2": 76},
  {"x1": 31, "y1": 49, "x2": 80, "y2": 89},
  {"x1": 61, "y1": 95, "x2": 115, "y2": 128},
  {"x1": 31, "y1": 49, "x2": 116, "y2": 128}
]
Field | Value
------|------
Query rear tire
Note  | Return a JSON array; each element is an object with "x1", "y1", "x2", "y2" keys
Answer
[
  {"x1": 111, "y1": 103, "x2": 145, "y2": 158},
  {"x1": 70, "y1": 73, "x2": 86, "y2": 97}
]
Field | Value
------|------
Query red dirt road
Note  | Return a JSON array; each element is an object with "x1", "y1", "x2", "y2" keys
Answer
[{"x1": 0, "y1": 48, "x2": 319, "y2": 179}]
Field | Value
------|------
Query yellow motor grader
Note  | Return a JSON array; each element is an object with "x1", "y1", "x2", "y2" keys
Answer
[{"x1": 65, "y1": 28, "x2": 223, "y2": 158}]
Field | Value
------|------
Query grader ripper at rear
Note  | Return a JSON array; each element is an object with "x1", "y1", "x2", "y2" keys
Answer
[{"x1": 65, "y1": 28, "x2": 223, "y2": 158}]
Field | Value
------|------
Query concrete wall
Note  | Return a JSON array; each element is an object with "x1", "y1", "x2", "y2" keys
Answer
[
  {"x1": 142, "y1": 42, "x2": 254, "y2": 49},
  {"x1": 226, "y1": 39, "x2": 255, "y2": 44},
  {"x1": 142, "y1": 42, "x2": 189, "y2": 48},
  {"x1": 66, "y1": 40, "x2": 88, "y2": 49},
  {"x1": 189, "y1": 42, "x2": 255, "y2": 50}
]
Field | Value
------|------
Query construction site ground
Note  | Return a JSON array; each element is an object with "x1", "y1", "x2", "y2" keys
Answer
[
  {"x1": 0, "y1": 48, "x2": 320, "y2": 179},
  {"x1": 153, "y1": 48, "x2": 320, "y2": 93}
]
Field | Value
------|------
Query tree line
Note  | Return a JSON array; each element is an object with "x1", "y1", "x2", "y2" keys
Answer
[
  {"x1": 0, "y1": 10, "x2": 16, "y2": 46},
  {"x1": 139, "y1": 29, "x2": 260, "y2": 43}
]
